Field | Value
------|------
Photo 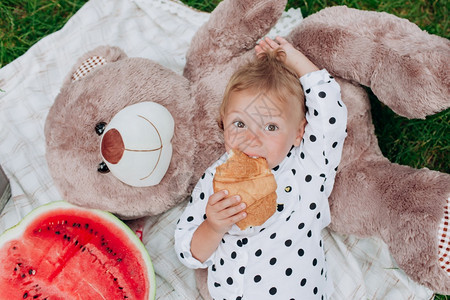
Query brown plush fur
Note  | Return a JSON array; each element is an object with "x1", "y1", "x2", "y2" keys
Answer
[
  {"x1": 45, "y1": 0, "x2": 450, "y2": 294},
  {"x1": 46, "y1": 47, "x2": 196, "y2": 218}
]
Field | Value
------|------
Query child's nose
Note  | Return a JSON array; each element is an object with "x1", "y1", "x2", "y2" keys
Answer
[{"x1": 245, "y1": 129, "x2": 262, "y2": 147}]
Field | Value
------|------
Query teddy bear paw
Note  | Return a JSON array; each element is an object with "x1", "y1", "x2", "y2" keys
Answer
[{"x1": 438, "y1": 197, "x2": 450, "y2": 275}]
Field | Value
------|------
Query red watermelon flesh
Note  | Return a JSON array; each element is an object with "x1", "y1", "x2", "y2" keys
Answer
[{"x1": 0, "y1": 201, "x2": 155, "y2": 299}]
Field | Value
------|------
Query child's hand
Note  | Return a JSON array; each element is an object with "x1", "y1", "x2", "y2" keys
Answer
[
  {"x1": 205, "y1": 190, "x2": 247, "y2": 235},
  {"x1": 255, "y1": 36, "x2": 319, "y2": 77}
]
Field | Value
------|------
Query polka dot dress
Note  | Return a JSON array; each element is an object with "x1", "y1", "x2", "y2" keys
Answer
[{"x1": 175, "y1": 69, "x2": 347, "y2": 299}]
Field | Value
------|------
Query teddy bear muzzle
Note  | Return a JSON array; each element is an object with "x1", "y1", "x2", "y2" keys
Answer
[{"x1": 99, "y1": 102, "x2": 174, "y2": 187}]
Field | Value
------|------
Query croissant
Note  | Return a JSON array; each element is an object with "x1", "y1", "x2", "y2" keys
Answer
[{"x1": 213, "y1": 149, "x2": 277, "y2": 230}]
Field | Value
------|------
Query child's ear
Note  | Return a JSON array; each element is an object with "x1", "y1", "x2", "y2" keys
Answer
[{"x1": 294, "y1": 118, "x2": 307, "y2": 147}]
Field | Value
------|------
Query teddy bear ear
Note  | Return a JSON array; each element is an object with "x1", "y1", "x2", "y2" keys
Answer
[
  {"x1": 65, "y1": 46, "x2": 127, "y2": 84},
  {"x1": 71, "y1": 55, "x2": 107, "y2": 81}
]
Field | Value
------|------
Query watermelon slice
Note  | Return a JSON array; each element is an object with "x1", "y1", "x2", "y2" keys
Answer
[{"x1": 0, "y1": 201, "x2": 156, "y2": 299}]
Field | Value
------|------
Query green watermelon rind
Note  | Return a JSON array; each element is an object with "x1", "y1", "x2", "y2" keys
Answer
[{"x1": 0, "y1": 200, "x2": 156, "y2": 300}]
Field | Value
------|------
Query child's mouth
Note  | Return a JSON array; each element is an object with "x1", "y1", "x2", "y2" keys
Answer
[{"x1": 244, "y1": 153, "x2": 261, "y2": 159}]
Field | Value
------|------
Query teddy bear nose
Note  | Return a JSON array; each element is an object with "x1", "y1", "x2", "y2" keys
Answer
[{"x1": 101, "y1": 128, "x2": 124, "y2": 164}]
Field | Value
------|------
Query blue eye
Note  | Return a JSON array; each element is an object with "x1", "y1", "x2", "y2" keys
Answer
[
  {"x1": 233, "y1": 121, "x2": 246, "y2": 128},
  {"x1": 265, "y1": 124, "x2": 278, "y2": 131}
]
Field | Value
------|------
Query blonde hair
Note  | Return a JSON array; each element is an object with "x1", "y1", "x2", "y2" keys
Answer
[{"x1": 218, "y1": 48, "x2": 305, "y2": 129}]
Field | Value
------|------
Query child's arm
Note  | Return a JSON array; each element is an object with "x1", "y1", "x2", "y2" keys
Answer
[
  {"x1": 256, "y1": 37, "x2": 347, "y2": 195},
  {"x1": 191, "y1": 191, "x2": 246, "y2": 262},
  {"x1": 300, "y1": 70, "x2": 347, "y2": 196},
  {"x1": 256, "y1": 36, "x2": 319, "y2": 77},
  {"x1": 174, "y1": 170, "x2": 246, "y2": 267}
]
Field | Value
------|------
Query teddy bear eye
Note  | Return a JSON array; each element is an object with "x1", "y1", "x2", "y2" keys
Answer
[
  {"x1": 95, "y1": 122, "x2": 107, "y2": 135},
  {"x1": 97, "y1": 161, "x2": 110, "y2": 174}
]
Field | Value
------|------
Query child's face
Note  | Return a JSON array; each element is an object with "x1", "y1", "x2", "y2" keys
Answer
[{"x1": 223, "y1": 88, "x2": 306, "y2": 169}]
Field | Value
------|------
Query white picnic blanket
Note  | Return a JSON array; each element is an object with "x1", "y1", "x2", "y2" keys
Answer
[{"x1": 0, "y1": 0, "x2": 434, "y2": 298}]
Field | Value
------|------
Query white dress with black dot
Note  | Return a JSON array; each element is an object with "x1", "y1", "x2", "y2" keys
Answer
[{"x1": 175, "y1": 69, "x2": 347, "y2": 300}]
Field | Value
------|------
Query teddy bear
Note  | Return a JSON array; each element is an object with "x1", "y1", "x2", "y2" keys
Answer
[{"x1": 44, "y1": 0, "x2": 450, "y2": 295}]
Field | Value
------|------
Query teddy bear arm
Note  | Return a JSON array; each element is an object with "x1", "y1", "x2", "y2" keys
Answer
[
  {"x1": 183, "y1": 0, "x2": 287, "y2": 82},
  {"x1": 329, "y1": 158, "x2": 450, "y2": 293},
  {"x1": 288, "y1": 6, "x2": 450, "y2": 119}
]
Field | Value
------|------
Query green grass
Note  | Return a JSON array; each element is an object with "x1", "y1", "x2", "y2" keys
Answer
[
  {"x1": 0, "y1": 0, "x2": 448, "y2": 298},
  {"x1": 0, "y1": 0, "x2": 88, "y2": 67}
]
